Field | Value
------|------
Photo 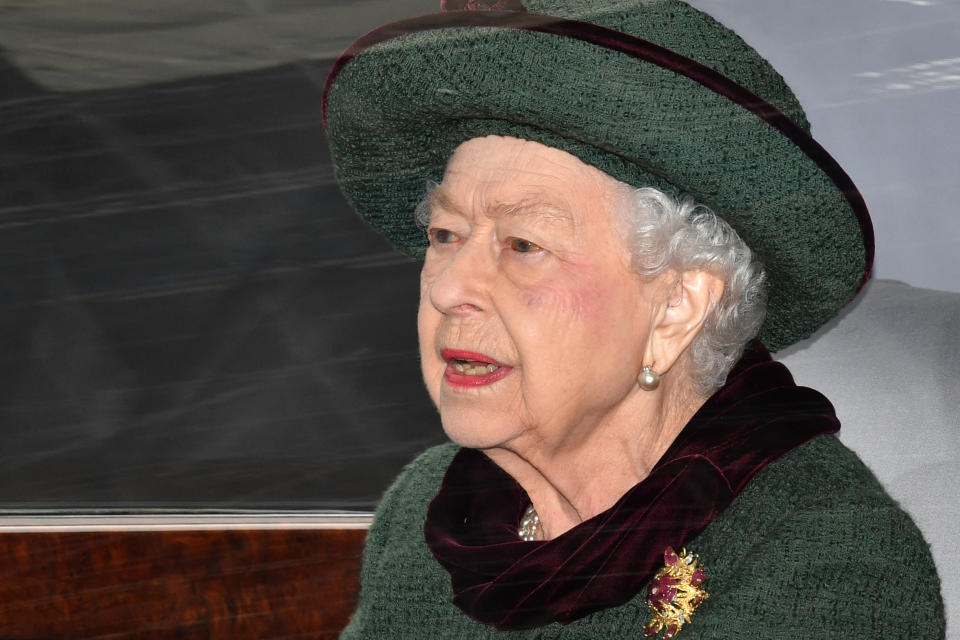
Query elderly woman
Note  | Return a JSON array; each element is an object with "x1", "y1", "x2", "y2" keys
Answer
[{"x1": 323, "y1": 0, "x2": 944, "y2": 637}]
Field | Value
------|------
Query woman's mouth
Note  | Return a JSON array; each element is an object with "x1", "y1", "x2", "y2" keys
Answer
[
  {"x1": 451, "y1": 360, "x2": 500, "y2": 375},
  {"x1": 441, "y1": 349, "x2": 513, "y2": 388}
]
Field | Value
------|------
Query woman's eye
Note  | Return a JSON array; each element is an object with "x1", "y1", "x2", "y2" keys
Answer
[
  {"x1": 509, "y1": 238, "x2": 542, "y2": 254},
  {"x1": 429, "y1": 228, "x2": 458, "y2": 245}
]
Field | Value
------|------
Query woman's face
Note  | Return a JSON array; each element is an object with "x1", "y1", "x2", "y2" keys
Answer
[{"x1": 418, "y1": 136, "x2": 658, "y2": 452}]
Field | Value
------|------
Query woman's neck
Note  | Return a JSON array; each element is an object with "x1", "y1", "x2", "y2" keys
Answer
[{"x1": 484, "y1": 374, "x2": 706, "y2": 539}]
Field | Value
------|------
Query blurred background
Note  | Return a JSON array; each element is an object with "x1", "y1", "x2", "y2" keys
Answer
[{"x1": 1, "y1": 0, "x2": 957, "y2": 511}]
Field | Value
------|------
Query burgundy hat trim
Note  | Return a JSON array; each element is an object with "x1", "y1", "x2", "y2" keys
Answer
[{"x1": 322, "y1": 10, "x2": 874, "y2": 287}]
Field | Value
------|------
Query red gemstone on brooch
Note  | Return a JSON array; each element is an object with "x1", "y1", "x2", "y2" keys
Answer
[{"x1": 644, "y1": 547, "x2": 709, "y2": 639}]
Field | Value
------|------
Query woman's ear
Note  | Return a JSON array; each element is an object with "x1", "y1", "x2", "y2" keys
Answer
[{"x1": 644, "y1": 270, "x2": 724, "y2": 376}]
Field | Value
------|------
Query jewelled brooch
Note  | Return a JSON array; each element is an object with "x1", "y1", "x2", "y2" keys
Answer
[{"x1": 644, "y1": 547, "x2": 708, "y2": 639}]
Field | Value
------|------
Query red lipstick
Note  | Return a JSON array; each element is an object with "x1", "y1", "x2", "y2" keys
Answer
[{"x1": 441, "y1": 349, "x2": 513, "y2": 388}]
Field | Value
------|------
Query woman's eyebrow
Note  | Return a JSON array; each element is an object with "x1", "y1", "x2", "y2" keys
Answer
[
  {"x1": 427, "y1": 188, "x2": 462, "y2": 218},
  {"x1": 490, "y1": 199, "x2": 573, "y2": 225}
]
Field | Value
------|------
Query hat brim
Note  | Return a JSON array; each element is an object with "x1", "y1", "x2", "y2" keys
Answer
[{"x1": 323, "y1": 11, "x2": 873, "y2": 352}]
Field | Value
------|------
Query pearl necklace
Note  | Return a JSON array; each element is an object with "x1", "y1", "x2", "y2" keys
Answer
[{"x1": 518, "y1": 503, "x2": 542, "y2": 541}]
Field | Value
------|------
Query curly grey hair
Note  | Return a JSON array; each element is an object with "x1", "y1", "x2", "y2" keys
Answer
[{"x1": 617, "y1": 187, "x2": 767, "y2": 395}]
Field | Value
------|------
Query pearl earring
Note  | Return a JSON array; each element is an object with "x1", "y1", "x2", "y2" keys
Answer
[{"x1": 639, "y1": 366, "x2": 661, "y2": 391}]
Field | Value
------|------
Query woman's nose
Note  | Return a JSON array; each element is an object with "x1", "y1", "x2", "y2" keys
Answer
[{"x1": 427, "y1": 236, "x2": 495, "y2": 316}]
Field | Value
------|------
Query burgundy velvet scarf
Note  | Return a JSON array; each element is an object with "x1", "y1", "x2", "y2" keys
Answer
[{"x1": 424, "y1": 341, "x2": 839, "y2": 629}]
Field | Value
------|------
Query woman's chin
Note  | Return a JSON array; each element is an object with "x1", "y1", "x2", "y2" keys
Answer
[{"x1": 439, "y1": 412, "x2": 515, "y2": 450}]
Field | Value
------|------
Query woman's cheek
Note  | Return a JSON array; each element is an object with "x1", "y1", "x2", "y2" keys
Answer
[
  {"x1": 516, "y1": 263, "x2": 612, "y2": 327},
  {"x1": 516, "y1": 287, "x2": 591, "y2": 335}
]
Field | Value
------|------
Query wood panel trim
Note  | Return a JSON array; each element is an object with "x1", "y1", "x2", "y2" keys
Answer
[
  {"x1": 0, "y1": 523, "x2": 368, "y2": 639},
  {"x1": 0, "y1": 512, "x2": 375, "y2": 532}
]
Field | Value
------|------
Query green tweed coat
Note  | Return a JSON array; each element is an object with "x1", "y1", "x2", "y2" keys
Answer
[{"x1": 340, "y1": 435, "x2": 944, "y2": 639}]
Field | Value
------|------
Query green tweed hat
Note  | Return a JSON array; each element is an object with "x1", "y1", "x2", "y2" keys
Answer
[{"x1": 322, "y1": 0, "x2": 874, "y2": 352}]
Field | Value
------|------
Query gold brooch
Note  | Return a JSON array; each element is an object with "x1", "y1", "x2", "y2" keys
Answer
[{"x1": 644, "y1": 547, "x2": 708, "y2": 639}]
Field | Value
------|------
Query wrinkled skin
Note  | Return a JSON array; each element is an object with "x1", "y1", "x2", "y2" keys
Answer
[{"x1": 417, "y1": 136, "x2": 718, "y2": 536}]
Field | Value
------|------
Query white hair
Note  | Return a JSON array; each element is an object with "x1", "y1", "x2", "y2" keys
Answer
[
  {"x1": 618, "y1": 187, "x2": 767, "y2": 395},
  {"x1": 414, "y1": 180, "x2": 438, "y2": 229}
]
